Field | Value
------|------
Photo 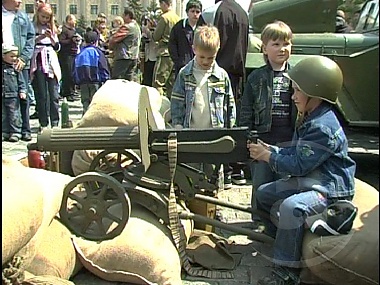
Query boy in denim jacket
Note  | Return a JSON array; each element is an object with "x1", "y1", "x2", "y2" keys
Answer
[
  {"x1": 247, "y1": 56, "x2": 356, "y2": 285},
  {"x1": 171, "y1": 25, "x2": 236, "y2": 184},
  {"x1": 2, "y1": 44, "x2": 27, "y2": 142},
  {"x1": 240, "y1": 21, "x2": 298, "y2": 220}
]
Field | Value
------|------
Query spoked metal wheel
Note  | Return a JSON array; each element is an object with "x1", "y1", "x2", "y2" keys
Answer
[
  {"x1": 89, "y1": 149, "x2": 141, "y2": 174},
  {"x1": 59, "y1": 172, "x2": 131, "y2": 241}
]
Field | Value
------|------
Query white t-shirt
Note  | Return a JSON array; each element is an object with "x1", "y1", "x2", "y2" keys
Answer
[
  {"x1": 2, "y1": 6, "x2": 16, "y2": 46},
  {"x1": 190, "y1": 60, "x2": 213, "y2": 128}
]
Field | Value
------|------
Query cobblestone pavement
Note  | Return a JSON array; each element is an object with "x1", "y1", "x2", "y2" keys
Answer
[{"x1": 2, "y1": 98, "x2": 378, "y2": 285}]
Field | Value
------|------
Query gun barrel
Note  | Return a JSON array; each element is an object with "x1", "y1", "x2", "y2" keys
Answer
[{"x1": 34, "y1": 126, "x2": 140, "y2": 152}]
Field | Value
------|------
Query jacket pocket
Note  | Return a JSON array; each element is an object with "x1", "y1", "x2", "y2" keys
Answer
[
  {"x1": 212, "y1": 87, "x2": 226, "y2": 126},
  {"x1": 3, "y1": 70, "x2": 18, "y2": 94}
]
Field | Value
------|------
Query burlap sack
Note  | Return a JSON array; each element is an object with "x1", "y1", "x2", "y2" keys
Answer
[
  {"x1": 22, "y1": 271, "x2": 75, "y2": 285},
  {"x1": 75, "y1": 79, "x2": 165, "y2": 129},
  {"x1": 2, "y1": 158, "x2": 44, "y2": 265},
  {"x1": 71, "y1": 79, "x2": 165, "y2": 176},
  {"x1": 2, "y1": 161, "x2": 75, "y2": 278},
  {"x1": 25, "y1": 218, "x2": 83, "y2": 279},
  {"x1": 71, "y1": 269, "x2": 126, "y2": 284},
  {"x1": 73, "y1": 204, "x2": 182, "y2": 285},
  {"x1": 301, "y1": 178, "x2": 379, "y2": 285}
]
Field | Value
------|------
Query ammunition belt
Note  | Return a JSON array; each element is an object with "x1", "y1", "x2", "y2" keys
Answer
[{"x1": 167, "y1": 133, "x2": 234, "y2": 279}]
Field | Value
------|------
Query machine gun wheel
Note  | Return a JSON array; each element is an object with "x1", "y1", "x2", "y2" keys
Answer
[
  {"x1": 59, "y1": 172, "x2": 131, "y2": 241},
  {"x1": 89, "y1": 149, "x2": 141, "y2": 174}
]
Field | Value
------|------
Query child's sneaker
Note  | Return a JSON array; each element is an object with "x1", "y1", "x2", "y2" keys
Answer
[
  {"x1": 8, "y1": 135, "x2": 19, "y2": 142},
  {"x1": 231, "y1": 169, "x2": 247, "y2": 185},
  {"x1": 224, "y1": 174, "x2": 232, "y2": 190},
  {"x1": 258, "y1": 266, "x2": 300, "y2": 285}
]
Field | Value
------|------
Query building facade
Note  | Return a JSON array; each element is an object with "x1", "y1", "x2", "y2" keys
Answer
[{"x1": 24, "y1": 0, "x2": 184, "y2": 26}]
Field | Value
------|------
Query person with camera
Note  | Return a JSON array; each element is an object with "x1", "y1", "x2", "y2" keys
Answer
[
  {"x1": 58, "y1": 14, "x2": 80, "y2": 102},
  {"x1": 140, "y1": 15, "x2": 158, "y2": 86}
]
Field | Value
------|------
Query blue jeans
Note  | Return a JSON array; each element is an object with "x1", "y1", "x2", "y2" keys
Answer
[
  {"x1": 2, "y1": 96, "x2": 22, "y2": 138},
  {"x1": 250, "y1": 161, "x2": 284, "y2": 220},
  {"x1": 21, "y1": 69, "x2": 31, "y2": 136},
  {"x1": 255, "y1": 176, "x2": 328, "y2": 268}
]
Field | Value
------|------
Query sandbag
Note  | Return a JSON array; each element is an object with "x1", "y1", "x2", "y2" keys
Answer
[
  {"x1": 75, "y1": 79, "x2": 165, "y2": 128},
  {"x1": 301, "y1": 178, "x2": 379, "y2": 285},
  {"x1": 73, "y1": 204, "x2": 182, "y2": 285},
  {"x1": 22, "y1": 271, "x2": 75, "y2": 285},
  {"x1": 25, "y1": 218, "x2": 83, "y2": 280},
  {"x1": 71, "y1": 79, "x2": 165, "y2": 176},
  {"x1": 2, "y1": 158, "x2": 44, "y2": 265},
  {"x1": 71, "y1": 269, "x2": 125, "y2": 285},
  {"x1": 2, "y1": 162, "x2": 75, "y2": 278}
]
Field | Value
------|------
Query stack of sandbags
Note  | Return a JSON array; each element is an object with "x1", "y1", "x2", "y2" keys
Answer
[
  {"x1": 2, "y1": 156, "x2": 82, "y2": 284},
  {"x1": 72, "y1": 204, "x2": 182, "y2": 285},
  {"x1": 71, "y1": 79, "x2": 167, "y2": 176},
  {"x1": 301, "y1": 178, "x2": 379, "y2": 285},
  {"x1": 25, "y1": 218, "x2": 82, "y2": 279}
]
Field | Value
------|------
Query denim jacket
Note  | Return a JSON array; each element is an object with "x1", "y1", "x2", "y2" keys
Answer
[
  {"x1": 12, "y1": 10, "x2": 35, "y2": 69},
  {"x1": 2, "y1": 62, "x2": 26, "y2": 98},
  {"x1": 239, "y1": 63, "x2": 297, "y2": 133},
  {"x1": 269, "y1": 102, "x2": 356, "y2": 199},
  {"x1": 171, "y1": 59, "x2": 236, "y2": 128}
]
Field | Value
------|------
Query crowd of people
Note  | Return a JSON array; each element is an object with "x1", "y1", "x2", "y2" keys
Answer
[{"x1": 2, "y1": 0, "x2": 357, "y2": 285}]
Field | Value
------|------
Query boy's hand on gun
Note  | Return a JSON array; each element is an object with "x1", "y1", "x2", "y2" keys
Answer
[{"x1": 247, "y1": 139, "x2": 271, "y2": 162}]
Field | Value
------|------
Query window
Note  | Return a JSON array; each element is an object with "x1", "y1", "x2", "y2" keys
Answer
[
  {"x1": 69, "y1": 4, "x2": 78, "y2": 15},
  {"x1": 90, "y1": 5, "x2": 98, "y2": 15},
  {"x1": 51, "y1": 4, "x2": 57, "y2": 15},
  {"x1": 25, "y1": 4, "x2": 34, "y2": 13},
  {"x1": 111, "y1": 5, "x2": 119, "y2": 15}
]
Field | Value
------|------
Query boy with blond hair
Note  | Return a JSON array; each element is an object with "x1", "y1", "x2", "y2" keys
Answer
[
  {"x1": 171, "y1": 24, "x2": 235, "y2": 129},
  {"x1": 171, "y1": 25, "x2": 236, "y2": 185},
  {"x1": 240, "y1": 21, "x2": 298, "y2": 220}
]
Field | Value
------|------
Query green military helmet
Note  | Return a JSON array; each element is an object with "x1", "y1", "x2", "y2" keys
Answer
[{"x1": 285, "y1": 56, "x2": 343, "y2": 104}]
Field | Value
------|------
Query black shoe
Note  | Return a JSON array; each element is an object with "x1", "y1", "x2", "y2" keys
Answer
[
  {"x1": 8, "y1": 135, "x2": 20, "y2": 142},
  {"x1": 258, "y1": 266, "x2": 300, "y2": 285},
  {"x1": 30, "y1": 112, "x2": 39, "y2": 120},
  {"x1": 231, "y1": 170, "x2": 247, "y2": 185},
  {"x1": 66, "y1": 95, "x2": 76, "y2": 102},
  {"x1": 224, "y1": 174, "x2": 232, "y2": 190},
  {"x1": 21, "y1": 134, "x2": 32, "y2": 141}
]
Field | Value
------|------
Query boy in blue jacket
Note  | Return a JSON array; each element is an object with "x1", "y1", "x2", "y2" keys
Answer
[
  {"x1": 247, "y1": 56, "x2": 356, "y2": 285},
  {"x1": 73, "y1": 31, "x2": 110, "y2": 115}
]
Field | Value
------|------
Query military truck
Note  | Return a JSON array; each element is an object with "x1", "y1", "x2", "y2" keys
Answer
[{"x1": 246, "y1": 0, "x2": 379, "y2": 130}]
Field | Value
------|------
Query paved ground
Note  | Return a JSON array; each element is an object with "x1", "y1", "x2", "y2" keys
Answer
[{"x1": 2, "y1": 98, "x2": 379, "y2": 285}]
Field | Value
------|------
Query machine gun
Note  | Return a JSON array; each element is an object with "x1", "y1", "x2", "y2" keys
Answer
[{"x1": 28, "y1": 87, "x2": 273, "y2": 247}]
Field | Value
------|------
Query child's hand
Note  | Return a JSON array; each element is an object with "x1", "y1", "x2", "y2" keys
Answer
[
  {"x1": 44, "y1": 29, "x2": 52, "y2": 38},
  {"x1": 19, "y1": 92, "x2": 27, "y2": 100},
  {"x1": 14, "y1": 58, "x2": 25, "y2": 72},
  {"x1": 247, "y1": 141, "x2": 271, "y2": 162},
  {"x1": 257, "y1": 139, "x2": 270, "y2": 150}
]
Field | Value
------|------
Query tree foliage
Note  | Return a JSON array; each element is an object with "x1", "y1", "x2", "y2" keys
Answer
[
  {"x1": 127, "y1": 0, "x2": 145, "y2": 23},
  {"x1": 76, "y1": 14, "x2": 88, "y2": 36}
]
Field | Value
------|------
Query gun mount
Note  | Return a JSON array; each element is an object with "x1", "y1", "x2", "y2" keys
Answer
[{"x1": 29, "y1": 87, "x2": 272, "y2": 247}]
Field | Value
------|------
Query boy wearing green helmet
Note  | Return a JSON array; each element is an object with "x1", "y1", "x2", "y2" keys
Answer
[{"x1": 247, "y1": 56, "x2": 356, "y2": 285}]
